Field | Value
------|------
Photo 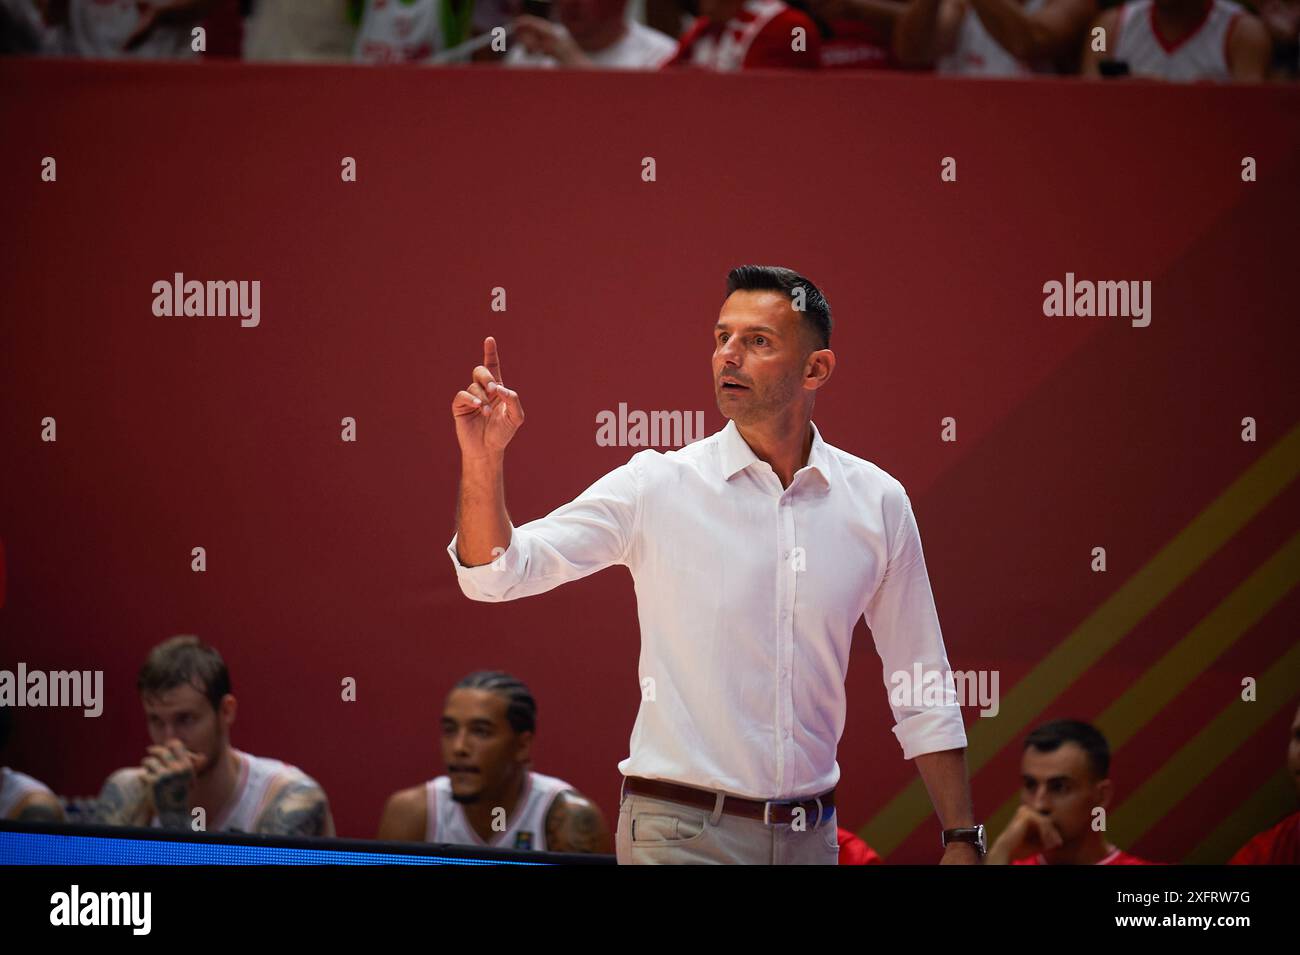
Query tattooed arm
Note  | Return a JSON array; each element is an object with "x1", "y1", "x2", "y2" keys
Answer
[
  {"x1": 544, "y1": 790, "x2": 612, "y2": 854},
  {"x1": 95, "y1": 768, "x2": 152, "y2": 827},
  {"x1": 255, "y1": 779, "x2": 335, "y2": 838},
  {"x1": 12, "y1": 791, "x2": 65, "y2": 823}
]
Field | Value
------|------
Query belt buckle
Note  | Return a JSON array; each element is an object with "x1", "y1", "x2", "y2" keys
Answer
[{"x1": 763, "y1": 800, "x2": 777, "y2": 827}]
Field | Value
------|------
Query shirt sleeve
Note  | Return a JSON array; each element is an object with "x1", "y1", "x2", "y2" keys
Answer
[
  {"x1": 446, "y1": 452, "x2": 643, "y2": 602},
  {"x1": 863, "y1": 486, "x2": 969, "y2": 760}
]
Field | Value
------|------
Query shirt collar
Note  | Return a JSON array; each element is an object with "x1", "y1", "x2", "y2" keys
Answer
[{"x1": 719, "y1": 418, "x2": 832, "y2": 488}]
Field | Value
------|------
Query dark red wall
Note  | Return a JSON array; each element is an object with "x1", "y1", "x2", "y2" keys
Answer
[{"x1": 1, "y1": 58, "x2": 1297, "y2": 861}]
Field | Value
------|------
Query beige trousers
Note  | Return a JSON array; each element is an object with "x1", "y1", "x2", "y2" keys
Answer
[{"x1": 615, "y1": 784, "x2": 841, "y2": 865}]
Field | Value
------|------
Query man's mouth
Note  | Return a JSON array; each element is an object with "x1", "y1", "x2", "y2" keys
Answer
[{"x1": 721, "y1": 381, "x2": 749, "y2": 390}]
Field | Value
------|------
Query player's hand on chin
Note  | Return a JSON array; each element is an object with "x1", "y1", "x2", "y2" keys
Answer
[{"x1": 985, "y1": 804, "x2": 1062, "y2": 864}]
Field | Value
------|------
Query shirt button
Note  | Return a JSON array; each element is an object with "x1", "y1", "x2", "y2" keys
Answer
[{"x1": 783, "y1": 730, "x2": 791, "y2": 739}]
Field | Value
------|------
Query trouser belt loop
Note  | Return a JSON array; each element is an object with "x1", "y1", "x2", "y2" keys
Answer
[
  {"x1": 709, "y1": 791, "x2": 726, "y2": 827},
  {"x1": 813, "y1": 795, "x2": 824, "y2": 831}
]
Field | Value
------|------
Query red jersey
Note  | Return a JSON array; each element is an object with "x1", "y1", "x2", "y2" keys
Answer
[
  {"x1": 837, "y1": 827, "x2": 882, "y2": 865},
  {"x1": 1229, "y1": 810, "x2": 1300, "y2": 864},
  {"x1": 1014, "y1": 846, "x2": 1156, "y2": 865},
  {"x1": 662, "y1": 0, "x2": 821, "y2": 71}
]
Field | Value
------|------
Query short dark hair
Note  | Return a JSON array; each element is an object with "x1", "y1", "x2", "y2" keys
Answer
[
  {"x1": 137, "y1": 635, "x2": 231, "y2": 712},
  {"x1": 1024, "y1": 719, "x2": 1110, "y2": 780},
  {"x1": 725, "y1": 264, "x2": 832, "y2": 351},
  {"x1": 452, "y1": 670, "x2": 536, "y2": 735}
]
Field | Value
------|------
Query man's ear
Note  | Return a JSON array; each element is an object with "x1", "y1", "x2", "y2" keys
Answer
[
  {"x1": 1094, "y1": 777, "x2": 1114, "y2": 809},
  {"x1": 218, "y1": 693, "x2": 237, "y2": 731},
  {"x1": 515, "y1": 730, "x2": 534, "y2": 764},
  {"x1": 805, "y1": 348, "x2": 835, "y2": 390}
]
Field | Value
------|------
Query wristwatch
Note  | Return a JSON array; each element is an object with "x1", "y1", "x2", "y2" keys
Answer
[{"x1": 941, "y1": 824, "x2": 987, "y2": 856}]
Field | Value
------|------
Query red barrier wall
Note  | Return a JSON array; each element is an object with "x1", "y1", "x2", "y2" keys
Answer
[{"x1": 1, "y1": 58, "x2": 1297, "y2": 862}]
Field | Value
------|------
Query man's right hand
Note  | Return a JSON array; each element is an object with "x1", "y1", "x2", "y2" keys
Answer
[
  {"x1": 140, "y1": 739, "x2": 207, "y2": 827},
  {"x1": 985, "y1": 804, "x2": 1063, "y2": 864},
  {"x1": 453, "y1": 336, "x2": 525, "y2": 460}
]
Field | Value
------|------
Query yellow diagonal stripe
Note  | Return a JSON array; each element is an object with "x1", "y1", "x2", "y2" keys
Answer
[
  {"x1": 1188, "y1": 768, "x2": 1297, "y2": 864},
  {"x1": 861, "y1": 423, "x2": 1300, "y2": 857},
  {"x1": 980, "y1": 529, "x2": 1300, "y2": 844},
  {"x1": 1109, "y1": 641, "x2": 1300, "y2": 847}
]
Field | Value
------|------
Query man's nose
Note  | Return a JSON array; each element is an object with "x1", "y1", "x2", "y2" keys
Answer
[{"x1": 717, "y1": 339, "x2": 742, "y2": 366}]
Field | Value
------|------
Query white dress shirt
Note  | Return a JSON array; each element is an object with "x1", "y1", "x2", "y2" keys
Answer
[{"x1": 447, "y1": 418, "x2": 968, "y2": 801}]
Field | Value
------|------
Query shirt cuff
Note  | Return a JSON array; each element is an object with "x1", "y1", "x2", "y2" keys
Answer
[
  {"x1": 446, "y1": 531, "x2": 523, "y2": 602},
  {"x1": 891, "y1": 706, "x2": 969, "y2": 761}
]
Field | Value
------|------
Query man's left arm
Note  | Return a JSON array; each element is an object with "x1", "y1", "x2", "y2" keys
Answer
[
  {"x1": 864, "y1": 487, "x2": 978, "y2": 863},
  {"x1": 255, "y1": 779, "x2": 335, "y2": 838},
  {"x1": 913, "y1": 748, "x2": 980, "y2": 864}
]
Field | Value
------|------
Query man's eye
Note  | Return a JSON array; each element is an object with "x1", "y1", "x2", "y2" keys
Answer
[{"x1": 754, "y1": 336, "x2": 767, "y2": 345}]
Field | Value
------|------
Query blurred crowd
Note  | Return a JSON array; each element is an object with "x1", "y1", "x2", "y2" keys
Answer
[{"x1": 1, "y1": 0, "x2": 1297, "y2": 82}]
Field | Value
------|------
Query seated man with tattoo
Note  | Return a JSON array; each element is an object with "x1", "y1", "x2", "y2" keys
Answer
[
  {"x1": 0, "y1": 704, "x2": 65, "y2": 823},
  {"x1": 96, "y1": 635, "x2": 335, "y2": 837},
  {"x1": 377, "y1": 670, "x2": 610, "y2": 853}
]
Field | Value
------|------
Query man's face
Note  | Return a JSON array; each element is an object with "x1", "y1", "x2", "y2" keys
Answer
[
  {"x1": 441, "y1": 689, "x2": 529, "y2": 804},
  {"x1": 713, "y1": 290, "x2": 815, "y2": 426},
  {"x1": 1288, "y1": 704, "x2": 1300, "y2": 800},
  {"x1": 1019, "y1": 742, "x2": 1109, "y2": 846},
  {"x1": 556, "y1": 0, "x2": 621, "y2": 41},
  {"x1": 141, "y1": 683, "x2": 227, "y2": 777}
]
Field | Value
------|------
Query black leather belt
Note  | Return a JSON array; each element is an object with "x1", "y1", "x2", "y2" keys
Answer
[{"x1": 622, "y1": 775, "x2": 835, "y2": 826}]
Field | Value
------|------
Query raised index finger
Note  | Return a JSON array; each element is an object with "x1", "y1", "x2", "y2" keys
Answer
[{"x1": 484, "y1": 336, "x2": 503, "y2": 387}]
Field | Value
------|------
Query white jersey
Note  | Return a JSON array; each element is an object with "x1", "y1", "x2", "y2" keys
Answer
[
  {"x1": 0, "y1": 766, "x2": 55, "y2": 819},
  {"x1": 59, "y1": 0, "x2": 198, "y2": 59},
  {"x1": 354, "y1": 0, "x2": 447, "y2": 63},
  {"x1": 1112, "y1": 0, "x2": 1244, "y2": 82},
  {"x1": 505, "y1": 20, "x2": 678, "y2": 69},
  {"x1": 425, "y1": 770, "x2": 574, "y2": 851},
  {"x1": 148, "y1": 749, "x2": 319, "y2": 833},
  {"x1": 937, "y1": 0, "x2": 1056, "y2": 75}
]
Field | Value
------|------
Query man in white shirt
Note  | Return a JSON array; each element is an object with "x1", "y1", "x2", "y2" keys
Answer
[
  {"x1": 504, "y1": 0, "x2": 677, "y2": 67},
  {"x1": 447, "y1": 264, "x2": 984, "y2": 864}
]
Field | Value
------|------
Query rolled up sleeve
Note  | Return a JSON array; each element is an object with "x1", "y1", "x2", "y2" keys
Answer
[
  {"x1": 446, "y1": 452, "x2": 643, "y2": 603},
  {"x1": 864, "y1": 487, "x2": 969, "y2": 760}
]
